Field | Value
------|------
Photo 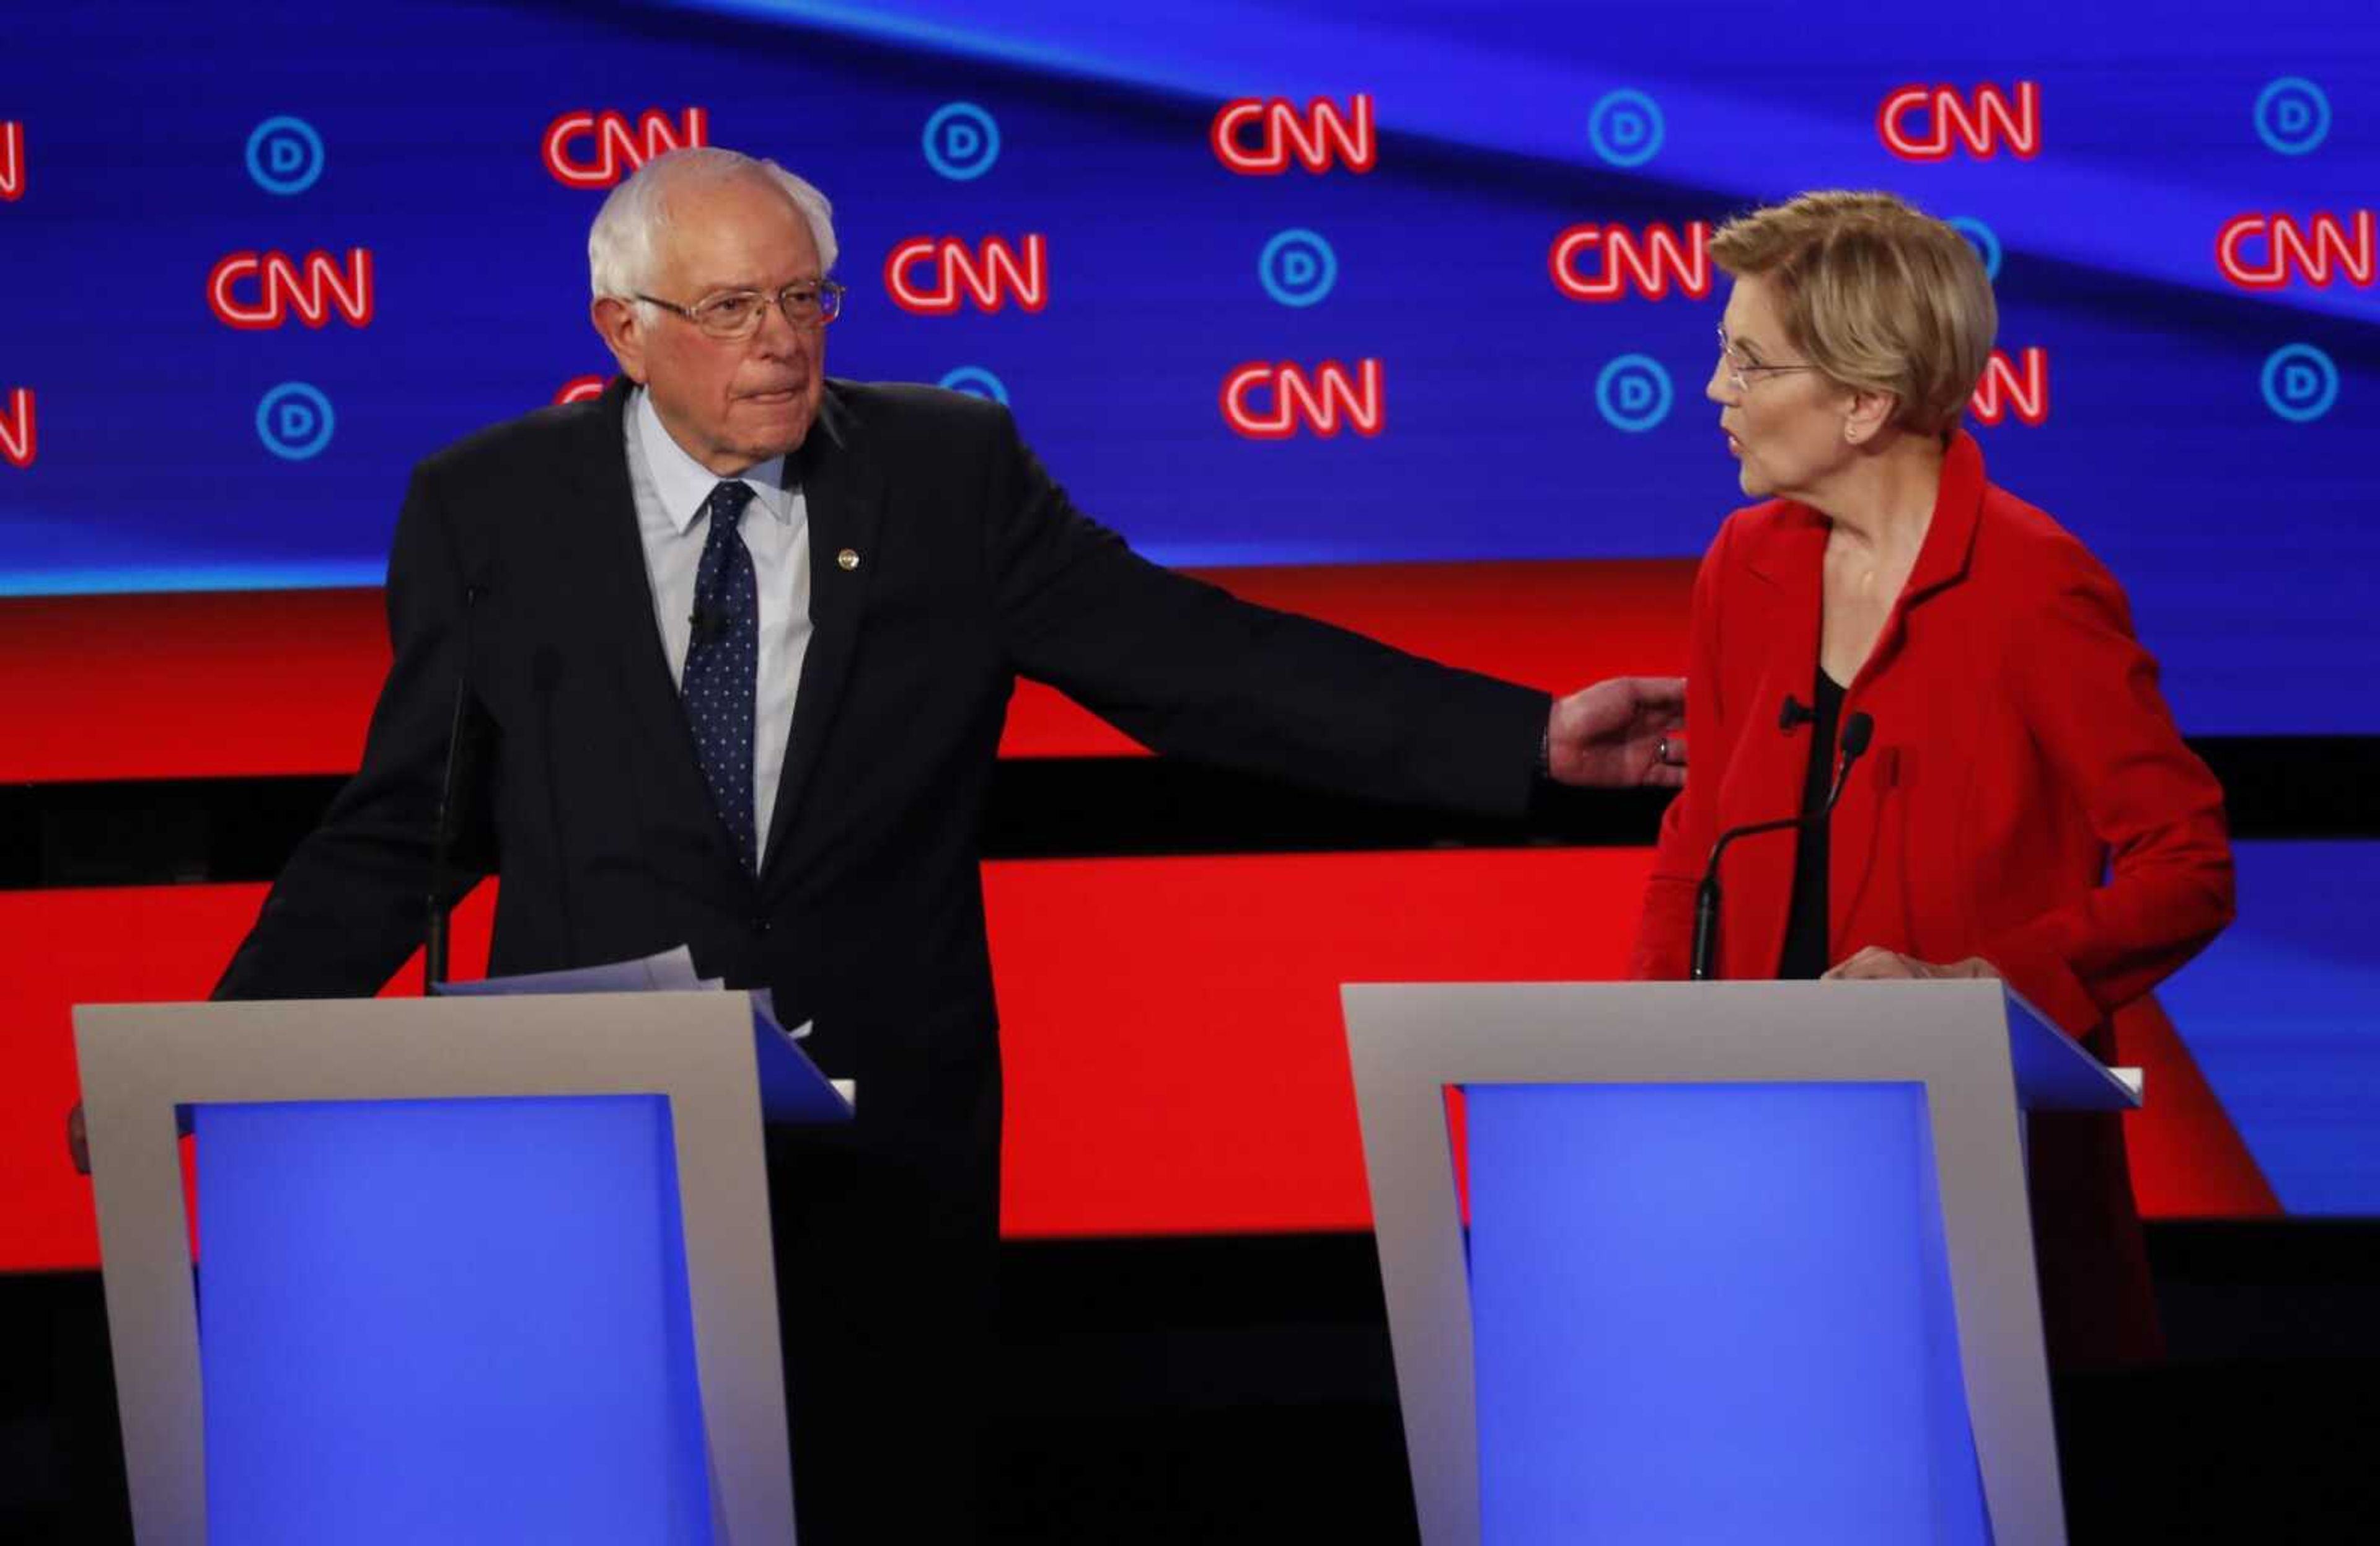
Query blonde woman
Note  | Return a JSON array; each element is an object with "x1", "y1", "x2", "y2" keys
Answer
[{"x1": 1632, "y1": 192, "x2": 2234, "y2": 1366}]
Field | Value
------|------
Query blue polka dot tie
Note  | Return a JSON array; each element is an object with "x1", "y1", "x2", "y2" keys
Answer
[{"x1": 682, "y1": 480, "x2": 760, "y2": 872}]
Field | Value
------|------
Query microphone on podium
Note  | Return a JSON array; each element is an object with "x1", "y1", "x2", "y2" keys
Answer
[
  {"x1": 1689, "y1": 712, "x2": 1874, "y2": 981},
  {"x1": 426, "y1": 578, "x2": 492, "y2": 991}
]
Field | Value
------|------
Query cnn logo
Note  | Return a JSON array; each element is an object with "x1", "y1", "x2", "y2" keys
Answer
[
  {"x1": 208, "y1": 249, "x2": 374, "y2": 329},
  {"x1": 1221, "y1": 360, "x2": 1383, "y2": 440},
  {"x1": 0, "y1": 389, "x2": 33, "y2": 469},
  {"x1": 1211, "y1": 95, "x2": 1375, "y2": 174},
  {"x1": 1969, "y1": 348, "x2": 2048, "y2": 428},
  {"x1": 1879, "y1": 83, "x2": 2039, "y2": 161},
  {"x1": 885, "y1": 236, "x2": 1046, "y2": 314},
  {"x1": 1, "y1": 121, "x2": 22, "y2": 201},
  {"x1": 543, "y1": 108, "x2": 708, "y2": 190},
  {"x1": 2218, "y1": 211, "x2": 2374, "y2": 289},
  {"x1": 1549, "y1": 223, "x2": 1711, "y2": 301}
]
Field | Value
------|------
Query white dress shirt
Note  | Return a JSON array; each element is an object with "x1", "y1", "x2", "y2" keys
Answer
[{"x1": 624, "y1": 387, "x2": 814, "y2": 860}]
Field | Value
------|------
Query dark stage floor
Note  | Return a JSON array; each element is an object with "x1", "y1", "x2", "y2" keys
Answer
[{"x1": 7, "y1": 1222, "x2": 2376, "y2": 1543}]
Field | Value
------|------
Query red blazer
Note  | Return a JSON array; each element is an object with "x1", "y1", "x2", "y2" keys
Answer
[{"x1": 1631, "y1": 431, "x2": 2236, "y2": 1365}]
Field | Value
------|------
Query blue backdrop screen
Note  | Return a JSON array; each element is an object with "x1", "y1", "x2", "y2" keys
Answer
[{"x1": 2, "y1": 0, "x2": 2375, "y2": 734}]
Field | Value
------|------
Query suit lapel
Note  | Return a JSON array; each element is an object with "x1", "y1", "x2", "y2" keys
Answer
[
  {"x1": 1856, "y1": 430, "x2": 1986, "y2": 685},
  {"x1": 572, "y1": 377, "x2": 726, "y2": 847},
  {"x1": 760, "y1": 387, "x2": 884, "y2": 883}
]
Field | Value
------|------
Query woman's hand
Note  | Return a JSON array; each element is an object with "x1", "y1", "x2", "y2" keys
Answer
[{"x1": 1822, "y1": 948, "x2": 2001, "y2": 981}]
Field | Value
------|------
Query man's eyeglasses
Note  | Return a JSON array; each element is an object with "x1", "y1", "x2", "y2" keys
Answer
[
  {"x1": 637, "y1": 280, "x2": 847, "y2": 340},
  {"x1": 1716, "y1": 323, "x2": 1818, "y2": 394}
]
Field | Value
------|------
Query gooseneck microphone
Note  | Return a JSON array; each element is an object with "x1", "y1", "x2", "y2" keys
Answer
[
  {"x1": 1688, "y1": 712, "x2": 1874, "y2": 981},
  {"x1": 425, "y1": 580, "x2": 489, "y2": 991},
  {"x1": 532, "y1": 646, "x2": 581, "y2": 969}
]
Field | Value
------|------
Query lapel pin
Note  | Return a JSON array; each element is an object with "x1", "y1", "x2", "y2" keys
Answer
[{"x1": 837, "y1": 548, "x2": 861, "y2": 572}]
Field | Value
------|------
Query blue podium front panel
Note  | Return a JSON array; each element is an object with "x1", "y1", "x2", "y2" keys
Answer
[
  {"x1": 1465, "y1": 1082, "x2": 1986, "y2": 1545},
  {"x1": 192, "y1": 1097, "x2": 712, "y2": 1545}
]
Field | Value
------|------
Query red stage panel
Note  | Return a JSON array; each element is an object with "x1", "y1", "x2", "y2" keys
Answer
[
  {"x1": 1, "y1": 885, "x2": 268, "y2": 1270},
  {"x1": 0, "y1": 884, "x2": 496, "y2": 1271},
  {"x1": 0, "y1": 590, "x2": 390, "y2": 780},
  {"x1": 0, "y1": 560, "x2": 1698, "y2": 780},
  {"x1": 984, "y1": 848, "x2": 1659, "y2": 1236},
  {"x1": 2, "y1": 849, "x2": 2272, "y2": 1273}
]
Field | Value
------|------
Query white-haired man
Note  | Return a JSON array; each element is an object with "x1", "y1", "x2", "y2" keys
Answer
[{"x1": 213, "y1": 146, "x2": 1685, "y2": 1540}]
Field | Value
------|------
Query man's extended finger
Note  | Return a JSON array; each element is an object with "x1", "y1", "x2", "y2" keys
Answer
[{"x1": 1630, "y1": 675, "x2": 1687, "y2": 709}]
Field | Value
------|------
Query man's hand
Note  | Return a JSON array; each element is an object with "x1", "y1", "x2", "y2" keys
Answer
[
  {"x1": 1546, "y1": 676, "x2": 1686, "y2": 789},
  {"x1": 1822, "y1": 949, "x2": 2001, "y2": 982}
]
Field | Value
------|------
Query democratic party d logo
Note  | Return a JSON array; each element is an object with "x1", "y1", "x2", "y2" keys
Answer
[
  {"x1": 257, "y1": 382, "x2": 335, "y2": 460},
  {"x1": 2261, "y1": 345, "x2": 2338, "y2": 423},
  {"x1": 937, "y1": 367, "x2": 1009, "y2": 405},
  {"x1": 924, "y1": 103, "x2": 1000, "y2": 180},
  {"x1": 1259, "y1": 230, "x2": 1337, "y2": 307},
  {"x1": 1587, "y1": 91, "x2": 1663, "y2": 169},
  {"x1": 246, "y1": 116, "x2": 324, "y2": 195},
  {"x1": 2255, "y1": 78, "x2": 2330, "y2": 156},
  {"x1": 1595, "y1": 355, "x2": 1672, "y2": 433}
]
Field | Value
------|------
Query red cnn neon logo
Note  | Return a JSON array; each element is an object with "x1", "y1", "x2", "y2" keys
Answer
[
  {"x1": 554, "y1": 376, "x2": 607, "y2": 405},
  {"x1": 0, "y1": 389, "x2": 32, "y2": 469},
  {"x1": 1969, "y1": 348, "x2": 2048, "y2": 427},
  {"x1": 1549, "y1": 222, "x2": 1712, "y2": 301},
  {"x1": 1210, "y1": 95, "x2": 1377, "y2": 174},
  {"x1": 884, "y1": 236, "x2": 1047, "y2": 315},
  {"x1": 542, "y1": 108, "x2": 709, "y2": 190},
  {"x1": 1220, "y1": 360, "x2": 1384, "y2": 440},
  {"x1": 1879, "y1": 83, "x2": 2040, "y2": 161},
  {"x1": 1, "y1": 122, "x2": 22, "y2": 201},
  {"x1": 208, "y1": 249, "x2": 375, "y2": 329},
  {"x1": 2216, "y1": 211, "x2": 2375, "y2": 290}
]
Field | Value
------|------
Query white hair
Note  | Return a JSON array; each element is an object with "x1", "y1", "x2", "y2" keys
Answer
[{"x1": 587, "y1": 147, "x2": 838, "y2": 299}]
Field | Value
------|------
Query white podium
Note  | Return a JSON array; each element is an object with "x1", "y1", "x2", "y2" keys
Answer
[
  {"x1": 75, "y1": 990, "x2": 850, "y2": 1546},
  {"x1": 1343, "y1": 979, "x2": 2141, "y2": 1546}
]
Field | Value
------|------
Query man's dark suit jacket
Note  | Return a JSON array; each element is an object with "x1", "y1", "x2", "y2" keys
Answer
[{"x1": 217, "y1": 373, "x2": 1548, "y2": 1231}]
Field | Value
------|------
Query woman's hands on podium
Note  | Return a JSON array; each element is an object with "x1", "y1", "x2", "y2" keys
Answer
[{"x1": 1823, "y1": 948, "x2": 2002, "y2": 981}]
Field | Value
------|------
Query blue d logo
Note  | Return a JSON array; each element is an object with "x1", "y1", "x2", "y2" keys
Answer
[
  {"x1": 1947, "y1": 216, "x2": 2003, "y2": 281},
  {"x1": 1588, "y1": 91, "x2": 1664, "y2": 169},
  {"x1": 2254, "y1": 77, "x2": 2330, "y2": 156},
  {"x1": 937, "y1": 366, "x2": 1010, "y2": 406},
  {"x1": 246, "y1": 115, "x2": 325, "y2": 196},
  {"x1": 2260, "y1": 344, "x2": 2338, "y2": 423},
  {"x1": 1595, "y1": 355, "x2": 1673, "y2": 433},
  {"x1": 1259, "y1": 229, "x2": 1338, "y2": 307},
  {"x1": 258, "y1": 382, "x2": 336, "y2": 459},
  {"x1": 923, "y1": 102, "x2": 1001, "y2": 181}
]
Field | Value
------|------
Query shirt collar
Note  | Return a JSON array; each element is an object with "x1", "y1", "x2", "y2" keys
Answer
[{"x1": 632, "y1": 387, "x2": 796, "y2": 534}]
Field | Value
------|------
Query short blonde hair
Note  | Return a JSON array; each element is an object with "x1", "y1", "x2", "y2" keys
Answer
[{"x1": 1710, "y1": 191, "x2": 1995, "y2": 435}]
